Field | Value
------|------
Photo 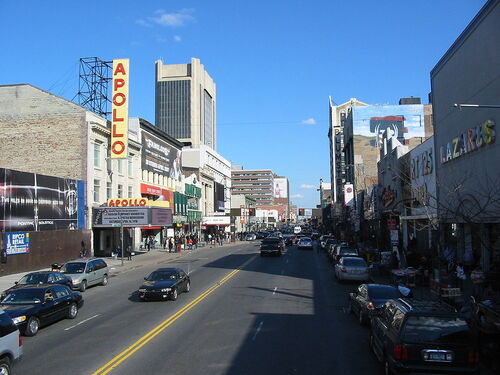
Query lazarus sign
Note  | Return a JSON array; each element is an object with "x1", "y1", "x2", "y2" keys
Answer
[{"x1": 111, "y1": 59, "x2": 130, "y2": 159}]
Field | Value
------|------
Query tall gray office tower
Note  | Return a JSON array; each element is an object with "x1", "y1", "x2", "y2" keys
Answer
[{"x1": 155, "y1": 58, "x2": 216, "y2": 149}]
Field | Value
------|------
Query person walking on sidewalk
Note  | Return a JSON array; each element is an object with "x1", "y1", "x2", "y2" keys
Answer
[{"x1": 168, "y1": 237, "x2": 174, "y2": 253}]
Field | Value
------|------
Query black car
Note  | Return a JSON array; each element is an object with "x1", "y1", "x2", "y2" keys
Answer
[
  {"x1": 1, "y1": 271, "x2": 73, "y2": 300},
  {"x1": 349, "y1": 284, "x2": 402, "y2": 325},
  {"x1": 138, "y1": 268, "x2": 190, "y2": 301},
  {"x1": 283, "y1": 235, "x2": 295, "y2": 246},
  {"x1": 260, "y1": 238, "x2": 284, "y2": 256},
  {"x1": 370, "y1": 299, "x2": 480, "y2": 375},
  {"x1": 0, "y1": 284, "x2": 83, "y2": 336}
]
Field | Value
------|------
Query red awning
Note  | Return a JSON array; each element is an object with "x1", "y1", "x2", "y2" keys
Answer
[{"x1": 140, "y1": 227, "x2": 163, "y2": 230}]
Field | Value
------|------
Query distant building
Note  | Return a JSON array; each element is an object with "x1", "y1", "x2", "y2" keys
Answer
[
  {"x1": 231, "y1": 169, "x2": 275, "y2": 206},
  {"x1": 155, "y1": 58, "x2": 216, "y2": 149}
]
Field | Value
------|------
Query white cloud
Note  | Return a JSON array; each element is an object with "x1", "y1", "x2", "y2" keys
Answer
[
  {"x1": 135, "y1": 19, "x2": 152, "y2": 27},
  {"x1": 300, "y1": 184, "x2": 317, "y2": 190},
  {"x1": 173, "y1": 35, "x2": 182, "y2": 42},
  {"x1": 301, "y1": 118, "x2": 317, "y2": 125},
  {"x1": 152, "y1": 8, "x2": 195, "y2": 27},
  {"x1": 291, "y1": 194, "x2": 303, "y2": 199}
]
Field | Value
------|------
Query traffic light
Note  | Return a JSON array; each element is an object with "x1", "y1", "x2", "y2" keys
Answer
[
  {"x1": 298, "y1": 208, "x2": 305, "y2": 216},
  {"x1": 248, "y1": 208, "x2": 255, "y2": 216}
]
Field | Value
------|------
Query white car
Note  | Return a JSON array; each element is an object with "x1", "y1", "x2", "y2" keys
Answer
[
  {"x1": 297, "y1": 237, "x2": 313, "y2": 250},
  {"x1": 245, "y1": 233, "x2": 256, "y2": 241},
  {"x1": 335, "y1": 257, "x2": 370, "y2": 282},
  {"x1": 0, "y1": 308, "x2": 22, "y2": 374}
]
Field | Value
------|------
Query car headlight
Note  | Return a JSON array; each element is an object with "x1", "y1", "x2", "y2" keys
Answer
[
  {"x1": 72, "y1": 279, "x2": 80, "y2": 284},
  {"x1": 138, "y1": 288, "x2": 146, "y2": 292},
  {"x1": 13, "y1": 316, "x2": 26, "y2": 325},
  {"x1": 161, "y1": 288, "x2": 171, "y2": 292}
]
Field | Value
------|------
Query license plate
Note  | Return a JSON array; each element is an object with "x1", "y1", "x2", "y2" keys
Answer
[{"x1": 430, "y1": 353, "x2": 445, "y2": 361}]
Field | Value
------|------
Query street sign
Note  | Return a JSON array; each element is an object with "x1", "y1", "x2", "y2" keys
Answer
[{"x1": 112, "y1": 223, "x2": 121, "y2": 227}]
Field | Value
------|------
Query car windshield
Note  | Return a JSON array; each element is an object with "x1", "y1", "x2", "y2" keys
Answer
[
  {"x1": 61, "y1": 262, "x2": 86, "y2": 274},
  {"x1": 401, "y1": 316, "x2": 471, "y2": 344},
  {"x1": 147, "y1": 271, "x2": 177, "y2": 281},
  {"x1": 343, "y1": 258, "x2": 366, "y2": 267},
  {"x1": 368, "y1": 287, "x2": 400, "y2": 300},
  {"x1": 1, "y1": 289, "x2": 44, "y2": 304},
  {"x1": 18, "y1": 273, "x2": 49, "y2": 284},
  {"x1": 301, "y1": 238, "x2": 311, "y2": 242},
  {"x1": 340, "y1": 248, "x2": 358, "y2": 255}
]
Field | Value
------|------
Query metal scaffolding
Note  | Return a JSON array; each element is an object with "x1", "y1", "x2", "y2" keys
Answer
[{"x1": 77, "y1": 57, "x2": 112, "y2": 118}]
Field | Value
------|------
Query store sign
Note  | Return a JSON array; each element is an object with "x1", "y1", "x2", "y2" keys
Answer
[
  {"x1": 108, "y1": 198, "x2": 148, "y2": 207},
  {"x1": 140, "y1": 184, "x2": 162, "y2": 196},
  {"x1": 173, "y1": 215, "x2": 188, "y2": 224},
  {"x1": 5, "y1": 232, "x2": 30, "y2": 255},
  {"x1": 151, "y1": 208, "x2": 173, "y2": 226},
  {"x1": 440, "y1": 119, "x2": 495, "y2": 164},
  {"x1": 93, "y1": 207, "x2": 149, "y2": 227},
  {"x1": 409, "y1": 139, "x2": 437, "y2": 216},
  {"x1": 202, "y1": 216, "x2": 230, "y2": 225},
  {"x1": 111, "y1": 59, "x2": 129, "y2": 159}
]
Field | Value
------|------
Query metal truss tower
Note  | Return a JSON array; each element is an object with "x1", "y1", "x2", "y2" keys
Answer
[{"x1": 77, "y1": 57, "x2": 112, "y2": 118}]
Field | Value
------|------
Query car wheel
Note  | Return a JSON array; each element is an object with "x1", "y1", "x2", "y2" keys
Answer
[
  {"x1": 0, "y1": 357, "x2": 11, "y2": 375},
  {"x1": 185, "y1": 282, "x2": 190, "y2": 293},
  {"x1": 170, "y1": 289, "x2": 178, "y2": 301},
  {"x1": 67, "y1": 302, "x2": 78, "y2": 319},
  {"x1": 101, "y1": 274, "x2": 108, "y2": 286},
  {"x1": 25, "y1": 316, "x2": 40, "y2": 337},
  {"x1": 80, "y1": 280, "x2": 87, "y2": 292}
]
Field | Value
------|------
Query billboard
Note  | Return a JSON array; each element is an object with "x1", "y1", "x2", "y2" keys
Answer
[
  {"x1": 111, "y1": 59, "x2": 129, "y2": 159},
  {"x1": 0, "y1": 168, "x2": 85, "y2": 232},
  {"x1": 344, "y1": 184, "x2": 354, "y2": 206},
  {"x1": 273, "y1": 178, "x2": 288, "y2": 199},
  {"x1": 141, "y1": 132, "x2": 182, "y2": 180},
  {"x1": 5, "y1": 232, "x2": 30, "y2": 255},
  {"x1": 214, "y1": 182, "x2": 225, "y2": 212},
  {"x1": 352, "y1": 104, "x2": 425, "y2": 149}
]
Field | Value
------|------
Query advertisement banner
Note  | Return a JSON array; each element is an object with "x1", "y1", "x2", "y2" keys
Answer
[
  {"x1": 214, "y1": 182, "x2": 225, "y2": 212},
  {"x1": 5, "y1": 232, "x2": 30, "y2": 255},
  {"x1": 151, "y1": 208, "x2": 173, "y2": 226},
  {"x1": 141, "y1": 132, "x2": 182, "y2": 180},
  {"x1": 344, "y1": 184, "x2": 354, "y2": 206},
  {"x1": 111, "y1": 58, "x2": 129, "y2": 159},
  {"x1": 93, "y1": 207, "x2": 149, "y2": 227},
  {"x1": 273, "y1": 178, "x2": 288, "y2": 199},
  {"x1": 0, "y1": 168, "x2": 84, "y2": 232}
]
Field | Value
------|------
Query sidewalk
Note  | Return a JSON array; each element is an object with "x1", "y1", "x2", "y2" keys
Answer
[{"x1": 0, "y1": 241, "x2": 241, "y2": 294}]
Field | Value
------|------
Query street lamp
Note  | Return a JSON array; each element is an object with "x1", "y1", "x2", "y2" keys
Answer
[{"x1": 454, "y1": 103, "x2": 500, "y2": 109}]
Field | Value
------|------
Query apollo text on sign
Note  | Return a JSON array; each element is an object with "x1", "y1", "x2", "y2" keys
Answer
[{"x1": 111, "y1": 59, "x2": 130, "y2": 159}]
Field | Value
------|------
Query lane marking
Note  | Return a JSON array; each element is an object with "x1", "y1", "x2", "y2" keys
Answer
[
  {"x1": 273, "y1": 287, "x2": 277, "y2": 295},
  {"x1": 65, "y1": 314, "x2": 100, "y2": 331},
  {"x1": 91, "y1": 255, "x2": 257, "y2": 375},
  {"x1": 252, "y1": 321, "x2": 264, "y2": 341}
]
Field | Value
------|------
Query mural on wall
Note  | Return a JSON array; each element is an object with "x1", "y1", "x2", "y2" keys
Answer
[{"x1": 0, "y1": 168, "x2": 85, "y2": 232}]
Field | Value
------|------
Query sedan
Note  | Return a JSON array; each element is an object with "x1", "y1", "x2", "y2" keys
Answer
[
  {"x1": 138, "y1": 268, "x2": 190, "y2": 301},
  {"x1": 348, "y1": 284, "x2": 402, "y2": 325},
  {"x1": 0, "y1": 284, "x2": 83, "y2": 336},
  {"x1": 1, "y1": 271, "x2": 73, "y2": 299},
  {"x1": 334, "y1": 257, "x2": 370, "y2": 282},
  {"x1": 245, "y1": 233, "x2": 256, "y2": 241},
  {"x1": 297, "y1": 237, "x2": 313, "y2": 250}
]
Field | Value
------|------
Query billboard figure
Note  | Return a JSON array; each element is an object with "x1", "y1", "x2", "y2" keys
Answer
[{"x1": 369, "y1": 115, "x2": 406, "y2": 146}]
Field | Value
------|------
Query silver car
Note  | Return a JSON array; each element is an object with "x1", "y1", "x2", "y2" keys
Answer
[
  {"x1": 298, "y1": 237, "x2": 313, "y2": 250},
  {"x1": 60, "y1": 258, "x2": 109, "y2": 292},
  {"x1": 0, "y1": 308, "x2": 22, "y2": 373},
  {"x1": 335, "y1": 257, "x2": 370, "y2": 282}
]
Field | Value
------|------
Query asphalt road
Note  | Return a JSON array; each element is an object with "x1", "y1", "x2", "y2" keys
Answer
[{"x1": 15, "y1": 241, "x2": 380, "y2": 375}]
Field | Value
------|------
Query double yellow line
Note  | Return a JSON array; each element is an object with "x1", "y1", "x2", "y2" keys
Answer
[{"x1": 92, "y1": 255, "x2": 256, "y2": 375}]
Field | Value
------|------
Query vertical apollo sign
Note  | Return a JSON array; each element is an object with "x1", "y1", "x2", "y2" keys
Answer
[{"x1": 111, "y1": 59, "x2": 129, "y2": 159}]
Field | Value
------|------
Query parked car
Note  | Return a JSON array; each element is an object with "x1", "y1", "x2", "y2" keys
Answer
[
  {"x1": 0, "y1": 284, "x2": 83, "y2": 336},
  {"x1": 138, "y1": 268, "x2": 190, "y2": 301},
  {"x1": 1, "y1": 271, "x2": 73, "y2": 300},
  {"x1": 370, "y1": 299, "x2": 480, "y2": 375},
  {"x1": 349, "y1": 284, "x2": 402, "y2": 325},
  {"x1": 320, "y1": 236, "x2": 334, "y2": 249},
  {"x1": 60, "y1": 258, "x2": 109, "y2": 292},
  {"x1": 245, "y1": 233, "x2": 257, "y2": 241},
  {"x1": 332, "y1": 246, "x2": 359, "y2": 263},
  {"x1": 334, "y1": 257, "x2": 370, "y2": 282},
  {"x1": 0, "y1": 308, "x2": 22, "y2": 374},
  {"x1": 298, "y1": 237, "x2": 313, "y2": 250}
]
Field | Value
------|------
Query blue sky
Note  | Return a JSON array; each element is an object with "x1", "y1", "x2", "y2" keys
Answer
[{"x1": 0, "y1": 0, "x2": 486, "y2": 208}]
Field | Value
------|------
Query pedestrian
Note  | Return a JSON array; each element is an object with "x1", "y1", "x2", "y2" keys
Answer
[
  {"x1": 168, "y1": 237, "x2": 173, "y2": 253},
  {"x1": 188, "y1": 236, "x2": 193, "y2": 250},
  {"x1": 126, "y1": 246, "x2": 132, "y2": 260},
  {"x1": 192, "y1": 235, "x2": 198, "y2": 250},
  {"x1": 146, "y1": 238, "x2": 150, "y2": 252},
  {"x1": 470, "y1": 264, "x2": 485, "y2": 299},
  {"x1": 208, "y1": 233, "x2": 213, "y2": 247}
]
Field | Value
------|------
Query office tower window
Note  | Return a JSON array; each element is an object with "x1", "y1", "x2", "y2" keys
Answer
[
  {"x1": 203, "y1": 90, "x2": 213, "y2": 148},
  {"x1": 156, "y1": 80, "x2": 191, "y2": 138}
]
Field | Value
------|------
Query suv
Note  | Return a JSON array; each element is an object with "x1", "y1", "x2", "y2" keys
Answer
[
  {"x1": 60, "y1": 258, "x2": 109, "y2": 292},
  {"x1": 0, "y1": 308, "x2": 22, "y2": 374},
  {"x1": 370, "y1": 299, "x2": 480, "y2": 375}
]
